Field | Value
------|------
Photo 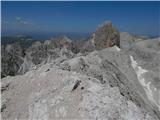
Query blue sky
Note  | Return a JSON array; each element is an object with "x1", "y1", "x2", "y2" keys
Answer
[{"x1": 1, "y1": 1, "x2": 160, "y2": 36}]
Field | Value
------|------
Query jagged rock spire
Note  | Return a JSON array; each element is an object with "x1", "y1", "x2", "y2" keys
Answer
[{"x1": 93, "y1": 21, "x2": 120, "y2": 49}]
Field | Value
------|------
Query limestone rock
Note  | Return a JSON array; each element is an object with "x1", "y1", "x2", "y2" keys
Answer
[
  {"x1": 93, "y1": 21, "x2": 120, "y2": 49},
  {"x1": 1, "y1": 46, "x2": 159, "y2": 120}
]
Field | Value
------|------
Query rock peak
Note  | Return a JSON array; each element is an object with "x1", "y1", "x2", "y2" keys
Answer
[
  {"x1": 98, "y1": 20, "x2": 112, "y2": 28},
  {"x1": 93, "y1": 21, "x2": 120, "y2": 49}
]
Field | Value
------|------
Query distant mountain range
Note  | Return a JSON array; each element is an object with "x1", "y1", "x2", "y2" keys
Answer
[{"x1": 2, "y1": 32, "x2": 91, "y2": 41}]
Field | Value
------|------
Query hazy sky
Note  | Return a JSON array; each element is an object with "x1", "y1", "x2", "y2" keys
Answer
[{"x1": 1, "y1": 1, "x2": 160, "y2": 36}]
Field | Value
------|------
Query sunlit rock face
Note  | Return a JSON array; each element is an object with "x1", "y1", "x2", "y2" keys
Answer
[
  {"x1": 78, "y1": 21, "x2": 120, "y2": 53},
  {"x1": 93, "y1": 21, "x2": 120, "y2": 49}
]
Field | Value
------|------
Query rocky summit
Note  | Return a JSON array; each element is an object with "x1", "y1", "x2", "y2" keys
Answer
[
  {"x1": 1, "y1": 22, "x2": 160, "y2": 120},
  {"x1": 93, "y1": 21, "x2": 120, "y2": 49}
]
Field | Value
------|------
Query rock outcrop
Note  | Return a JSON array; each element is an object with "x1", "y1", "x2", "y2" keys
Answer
[
  {"x1": 1, "y1": 36, "x2": 78, "y2": 77},
  {"x1": 93, "y1": 21, "x2": 120, "y2": 49},
  {"x1": 1, "y1": 43, "x2": 25, "y2": 77},
  {"x1": 74, "y1": 21, "x2": 120, "y2": 53}
]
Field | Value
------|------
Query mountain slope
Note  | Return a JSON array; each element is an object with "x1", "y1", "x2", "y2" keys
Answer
[{"x1": 1, "y1": 46, "x2": 160, "y2": 120}]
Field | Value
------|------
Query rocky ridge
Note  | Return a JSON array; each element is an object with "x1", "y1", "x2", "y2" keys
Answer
[
  {"x1": 1, "y1": 45, "x2": 160, "y2": 120},
  {"x1": 1, "y1": 21, "x2": 160, "y2": 120}
]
